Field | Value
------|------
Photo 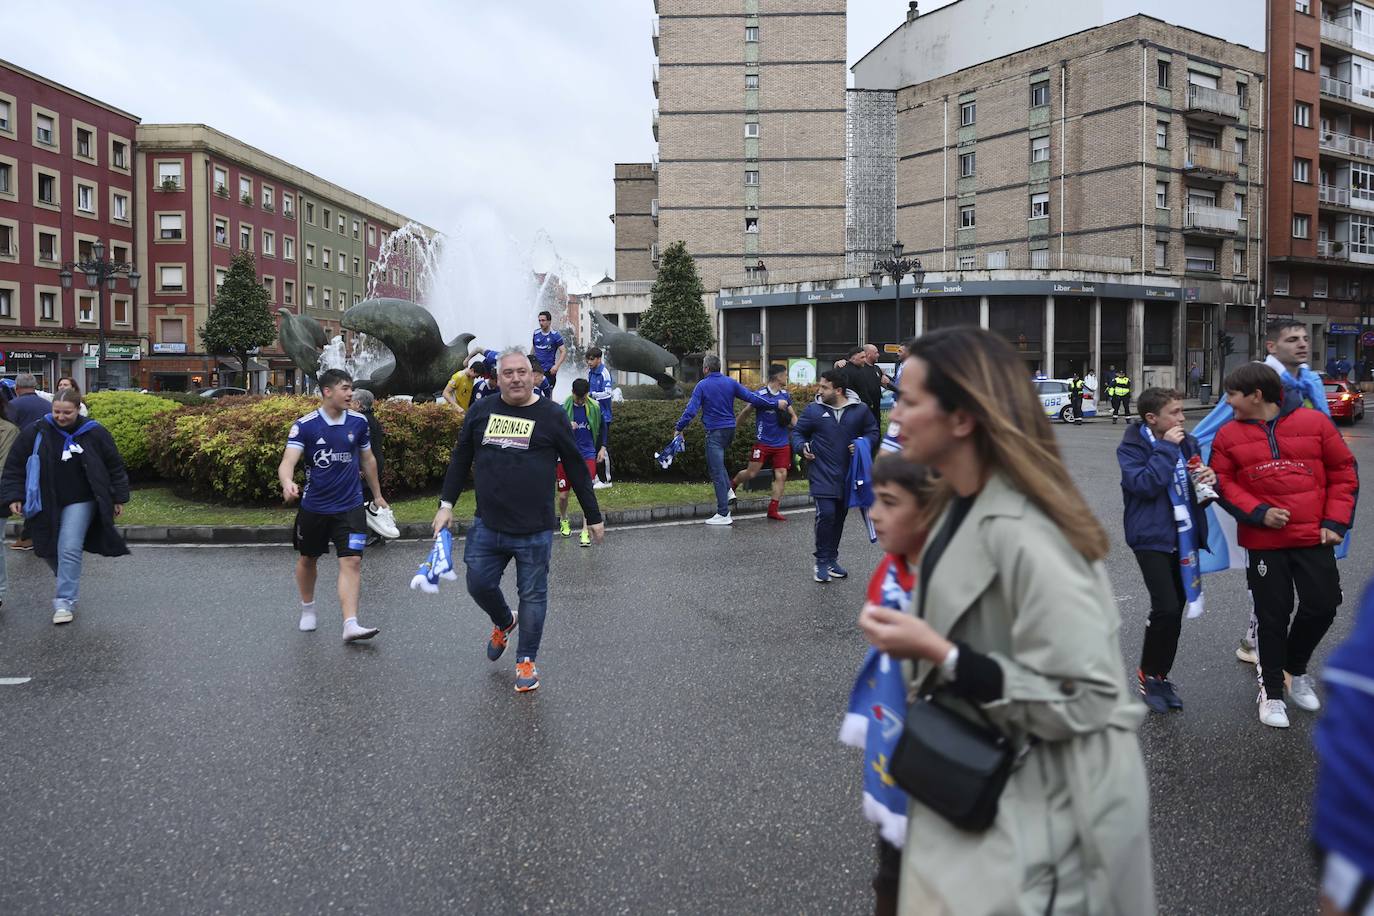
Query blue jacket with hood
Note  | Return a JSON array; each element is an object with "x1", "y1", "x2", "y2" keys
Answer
[
  {"x1": 791, "y1": 390, "x2": 879, "y2": 499},
  {"x1": 1117, "y1": 420, "x2": 1210, "y2": 554}
]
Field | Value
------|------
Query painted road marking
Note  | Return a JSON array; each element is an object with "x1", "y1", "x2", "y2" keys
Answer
[{"x1": 0, "y1": 677, "x2": 32, "y2": 685}]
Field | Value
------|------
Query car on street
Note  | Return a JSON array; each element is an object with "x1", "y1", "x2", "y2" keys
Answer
[
  {"x1": 1325, "y1": 379, "x2": 1365, "y2": 424},
  {"x1": 198, "y1": 386, "x2": 248, "y2": 399},
  {"x1": 1036, "y1": 378, "x2": 1097, "y2": 422}
]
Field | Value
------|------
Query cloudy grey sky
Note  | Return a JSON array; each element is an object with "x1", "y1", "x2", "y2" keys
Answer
[{"x1": 10, "y1": 1, "x2": 947, "y2": 292}]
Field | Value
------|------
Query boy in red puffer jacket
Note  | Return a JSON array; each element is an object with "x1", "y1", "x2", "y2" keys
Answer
[{"x1": 1211, "y1": 363, "x2": 1359, "y2": 729}]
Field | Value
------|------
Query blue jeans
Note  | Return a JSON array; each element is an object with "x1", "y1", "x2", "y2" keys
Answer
[
  {"x1": 813, "y1": 497, "x2": 846, "y2": 564},
  {"x1": 462, "y1": 516, "x2": 554, "y2": 660},
  {"x1": 706, "y1": 427, "x2": 735, "y2": 515},
  {"x1": 43, "y1": 501, "x2": 95, "y2": 609}
]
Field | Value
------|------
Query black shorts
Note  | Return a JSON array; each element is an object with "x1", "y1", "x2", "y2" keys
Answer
[{"x1": 294, "y1": 506, "x2": 367, "y2": 558}]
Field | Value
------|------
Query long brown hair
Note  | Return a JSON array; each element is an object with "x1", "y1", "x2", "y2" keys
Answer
[{"x1": 907, "y1": 327, "x2": 1109, "y2": 562}]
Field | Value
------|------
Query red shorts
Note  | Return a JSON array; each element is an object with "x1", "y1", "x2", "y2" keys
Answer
[
  {"x1": 556, "y1": 458, "x2": 598, "y2": 492},
  {"x1": 749, "y1": 443, "x2": 792, "y2": 470}
]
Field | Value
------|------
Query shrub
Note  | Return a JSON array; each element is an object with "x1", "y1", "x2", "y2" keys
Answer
[
  {"x1": 149, "y1": 391, "x2": 212, "y2": 406},
  {"x1": 84, "y1": 391, "x2": 181, "y2": 478},
  {"x1": 608, "y1": 398, "x2": 809, "y2": 482},
  {"x1": 147, "y1": 395, "x2": 464, "y2": 503}
]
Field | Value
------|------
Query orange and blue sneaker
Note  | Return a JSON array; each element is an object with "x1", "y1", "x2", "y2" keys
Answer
[
  {"x1": 514, "y1": 657, "x2": 540, "y2": 693},
  {"x1": 486, "y1": 611, "x2": 518, "y2": 661}
]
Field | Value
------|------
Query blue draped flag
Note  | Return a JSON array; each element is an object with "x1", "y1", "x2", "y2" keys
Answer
[
  {"x1": 848, "y1": 437, "x2": 877, "y2": 543},
  {"x1": 410, "y1": 529, "x2": 458, "y2": 594},
  {"x1": 654, "y1": 433, "x2": 686, "y2": 470},
  {"x1": 1141, "y1": 425, "x2": 1205, "y2": 617}
]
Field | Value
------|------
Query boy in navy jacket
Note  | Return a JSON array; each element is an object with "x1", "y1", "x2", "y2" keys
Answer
[
  {"x1": 1117, "y1": 387, "x2": 1216, "y2": 713},
  {"x1": 792, "y1": 369, "x2": 879, "y2": 583}
]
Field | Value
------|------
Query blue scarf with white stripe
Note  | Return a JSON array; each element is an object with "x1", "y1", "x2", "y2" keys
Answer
[{"x1": 1141, "y1": 425, "x2": 1204, "y2": 618}]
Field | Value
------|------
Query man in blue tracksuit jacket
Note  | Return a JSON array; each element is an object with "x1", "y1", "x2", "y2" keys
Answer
[
  {"x1": 676, "y1": 354, "x2": 787, "y2": 525},
  {"x1": 791, "y1": 369, "x2": 880, "y2": 582}
]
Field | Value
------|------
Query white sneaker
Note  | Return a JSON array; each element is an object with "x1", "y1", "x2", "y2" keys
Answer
[
  {"x1": 1288, "y1": 674, "x2": 1321, "y2": 712},
  {"x1": 1258, "y1": 696, "x2": 1290, "y2": 728},
  {"x1": 365, "y1": 503, "x2": 400, "y2": 539},
  {"x1": 592, "y1": 479, "x2": 612, "y2": 490},
  {"x1": 704, "y1": 513, "x2": 733, "y2": 526},
  {"x1": 343, "y1": 618, "x2": 379, "y2": 642},
  {"x1": 1235, "y1": 639, "x2": 1258, "y2": 666},
  {"x1": 52, "y1": 606, "x2": 74, "y2": 625},
  {"x1": 728, "y1": 488, "x2": 737, "y2": 504},
  {"x1": 299, "y1": 608, "x2": 317, "y2": 632}
]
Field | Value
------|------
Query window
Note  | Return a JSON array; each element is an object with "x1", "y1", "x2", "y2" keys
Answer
[
  {"x1": 1296, "y1": 0, "x2": 1310, "y2": 12},
  {"x1": 745, "y1": 122, "x2": 759, "y2": 138},
  {"x1": 159, "y1": 214, "x2": 184, "y2": 239},
  {"x1": 76, "y1": 128, "x2": 92, "y2": 159},
  {"x1": 306, "y1": 244, "x2": 316, "y2": 265},
  {"x1": 239, "y1": 224, "x2": 252, "y2": 250},
  {"x1": 78, "y1": 239, "x2": 94, "y2": 262},
  {"x1": 35, "y1": 113, "x2": 54, "y2": 145},
  {"x1": 113, "y1": 192, "x2": 129, "y2": 221},
  {"x1": 743, "y1": 216, "x2": 759, "y2": 234},
  {"x1": 0, "y1": 162, "x2": 9, "y2": 194},
  {"x1": 160, "y1": 318, "x2": 184, "y2": 343},
  {"x1": 40, "y1": 291, "x2": 55, "y2": 320},
  {"x1": 1156, "y1": 181, "x2": 1169, "y2": 208},
  {"x1": 322, "y1": 207, "x2": 331, "y2": 229},
  {"x1": 1235, "y1": 193, "x2": 1247, "y2": 215},
  {"x1": 1294, "y1": 214, "x2": 1311, "y2": 238},
  {"x1": 215, "y1": 267, "x2": 226, "y2": 290},
  {"x1": 1030, "y1": 83, "x2": 1049, "y2": 107},
  {"x1": 960, "y1": 100, "x2": 976, "y2": 126},
  {"x1": 77, "y1": 183, "x2": 94, "y2": 213},
  {"x1": 1157, "y1": 60, "x2": 1171, "y2": 89},
  {"x1": 210, "y1": 166, "x2": 227, "y2": 194},
  {"x1": 323, "y1": 288, "x2": 332, "y2": 310},
  {"x1": 1295, "y1": 101, "x2": 1312, "y2": 127},
  {"x1": 337, "y1": 215, "x2": 345, "y2": 234},
  {"x1": 959, "y1": 151, "x2": 976, "y2": 177},
  {"x1": 353, "y1": 257, "x2": 361, "y2": 276},
  {"x1": 262, "y1": 186, "x2": 274, "y2": 210},
  {"x1": 305, "y1": 202, "x2": 315, "y2": 224},
  {"x1": 744, "y1": 169, "x2": 759, "y2": 186},
  {"x1": 1185, "y1": 243, "x2": 1217, "y2": 272},
  {"x1": 1296, "y1": 46, "x2": 1312, "y2": 71},
  {"x1": 78, "y1": 295, "x2": 94, "y2": 323},
  {"x1": 1237, "y1": 81, "x2": 1249, "y2": 109},
  {"x1": 323, "y1": 247, "x2": 332, "y2": 269},
  {"x1": 112, "y1": 244, "x2": 128, "y2": 264},
  {"x1": 1295, "y1": 158, "x2": 1311, "y2": 182},
  {"x1": 263, "y1": 230, "x2": 275, "y2": 256},
  {"x1": 1031, "y1": 136, "x2": 1050, "y2": 162},
  {"x1": 113, "y1": 297, "x2": 128, "y2": 324},
  {"x1": 1273, "y1": 271, "x2": 1290, "y2": 295},
  {"x1": 745, "y1": 73, "x2": 759, "y2": 89},
  {"x1": 0, "y1": 289, "x2": 10, "y2": 318},
  {"x1": 0, "y1": 100, "x2": 9, "y2": 132},
  {"x1": 337, "y1": 252, "x2": 346, "y2": 272},
  {"x1": 1234, "y1": 137, "x2": 1247, "y2": 160},
  {"x1": 745, "y1": 25, "x2": 758, "y2": 41},
  {"x1": 306, "y1": 285, "x2": 316, "y2": 307},
  {"x1": 283, "y1": 236, "x2": 295, "y2": 260},
  {"x1": 1030, "y1": 192, "x2": 1050, "y2": 219},
  {"x1": 956, "y1": 255, "x2": 976, "y2": 270},
  {"x1": 157, "y1": 161, "x2": 182, "y2": 188},
  {"x1": 239, "y1": 177, "x2": 253, "y2": 202},
  {"x1": 0, "y1": 224, "x2": 11, "y2": 256},
  {"x1": 1314, "y1": 273, "x2": 1328, "y2": 297},
  {"x1": 1155, "y1": 241, "x2": 1167, "y2": 268},
  {"x1": 214, "y1": 218, "x2": 228, "y2": 246},
  {"x1": 38, "y1": 231, "x2": 56, "y2": 262},
  {"x1": 1156, "y1": 120, "x2": 1168, "y2": 149},
  {"x1": 37, "y1": 172, "x2": 56, "y2": 204},
  {"x1": 262, "y1": 277, "x2": 275, "y2": 301},
  {"x1": 112, "y1": 140, "x2": 127, "y2": 169},
  {"x1": 959, "y1": 205, "x2": 975, "y2": 228},
  {"x1": 284, "y1": 280, "x2": 295, "y2": 305},
  {"x1": 159, "y1": 265, "x2": 184, "y2": 291},
  {"x1": 367, "y1": 225, "x2": 376, "y2": 246},
  {"x1": 352, "y1": 219, "x2": 360, "y2": 239},
  {"x1": 282, "y1": 195, "x2": 293, "y2": 218}
]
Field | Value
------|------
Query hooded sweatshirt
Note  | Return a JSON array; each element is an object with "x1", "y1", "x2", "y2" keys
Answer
[{"x1": 790, "y1": 390, "x2": 880, "y2": 499}]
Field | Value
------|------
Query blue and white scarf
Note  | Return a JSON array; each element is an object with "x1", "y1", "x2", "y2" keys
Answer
[
  {"x1": 839, "y1": 562, "x2": 911, "y2": 848},
  {"x1": 654, "y1": 433, "x2": 686, "y2": 470},
  {"x1": 410, "y1": 529, "x2": 458, "y2": 593},
  {"x1": 1141, "y1": 425, "x2": 1205, "y2": 619}
]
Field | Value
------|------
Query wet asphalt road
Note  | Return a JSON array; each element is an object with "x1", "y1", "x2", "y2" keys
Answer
[{"x1": 1, "y1": 417, "x2": 1371, "y2": 915}]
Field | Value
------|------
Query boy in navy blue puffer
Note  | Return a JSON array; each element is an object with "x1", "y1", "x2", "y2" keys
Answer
[{"x1": 1118, "y1": 387, "x2": 1215, "y2": 713}]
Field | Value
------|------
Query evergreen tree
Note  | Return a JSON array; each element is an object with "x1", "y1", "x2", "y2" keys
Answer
[
  {"x1": 639, "y1": 241, "x2": 714, "y2": 359},
  {"x1": 200, "y1": 250, "x2": 277, "y2": 392}
]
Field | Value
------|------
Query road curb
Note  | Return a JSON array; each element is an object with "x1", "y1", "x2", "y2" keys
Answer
[{"x1": 4, "y1": 492, "x2": 818, "y2": 546}]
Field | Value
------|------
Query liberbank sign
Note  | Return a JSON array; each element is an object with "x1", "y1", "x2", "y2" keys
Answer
[{"x1": 717, "y1": 280, "x2": 1200, "y2": 309}]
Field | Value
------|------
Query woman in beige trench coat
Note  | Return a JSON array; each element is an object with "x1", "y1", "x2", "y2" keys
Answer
[{"x1": 860, "y1": 327, "x2": 1155, "y2": 916}]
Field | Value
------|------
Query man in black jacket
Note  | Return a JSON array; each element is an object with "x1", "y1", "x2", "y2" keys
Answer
[
  {"x1": 432, "y1": 348, "x2": 604, "y2": 693},
  {"x1": 837, "y1": 346, "x2": 884, "y2": 428}
]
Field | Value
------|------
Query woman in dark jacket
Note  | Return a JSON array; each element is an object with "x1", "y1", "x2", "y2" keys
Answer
[{"x1": 0, "y1": 389, "x2": 130, "y2": 625}]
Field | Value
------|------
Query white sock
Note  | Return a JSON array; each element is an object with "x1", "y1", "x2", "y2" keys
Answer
[
  {"x1": 343, "y1": 616, "x2": 379, "y2": 641},
  {"x1": 299, "y1": 601, "x2": 317, "y2": 632}
]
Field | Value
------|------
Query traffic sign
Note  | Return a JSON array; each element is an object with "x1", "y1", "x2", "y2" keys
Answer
[{"x1": 1363, "y1": 330, "x2": 1374, "y2": 348}]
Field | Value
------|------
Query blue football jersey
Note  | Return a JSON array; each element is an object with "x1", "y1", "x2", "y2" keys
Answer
[
  {"x1": 754, "y1": 386, "x2": 792, "y2": 447},
  {"x1": 532, "y1": 329, "x2": 564, "y2": 372},
  {"x1": 286, "y1": 409, "x2": 371, "y2": 514}
]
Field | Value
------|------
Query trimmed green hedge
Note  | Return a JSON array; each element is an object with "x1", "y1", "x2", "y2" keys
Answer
[
  {"x1": 608, "y1": 398, "x2": 814, "y2": 481},
  {"x1": 147, "y1": 395, "x2": 464, "y2": 503},
  {"x1": 84, "y1": 391, "x2": 181, "y2": 478},
  {"x1": 149, "y1": 391, "x2": 211, "y2": 406}
]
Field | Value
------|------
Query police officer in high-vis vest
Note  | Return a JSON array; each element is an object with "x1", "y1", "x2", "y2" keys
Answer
[
  {"x1": 1069, "y1": 371, "x2": 1086, "y2": 426},
  {"x1": 1108, "y1": 366, "x2": 1132, "y2": 423}
]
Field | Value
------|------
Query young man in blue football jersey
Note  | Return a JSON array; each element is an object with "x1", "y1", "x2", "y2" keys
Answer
[
  {"x1": 532, "y1": 310, "x2": 566, "y2": 397},
  {"x1": 278, "y1": 368, "x2": 388, "y2": 642},
  {"x1": 731, "y1": 364, "x2": 796, "y2": 521},
  {"x1": 557, "y1": 378, "x2": 608, "y2": 546},
  {"x1": 585, "y1": 346, "x2": 614, "y2": 488}
]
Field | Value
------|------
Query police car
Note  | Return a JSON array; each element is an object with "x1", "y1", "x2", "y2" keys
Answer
[{"x1": 1035, "y1": 378, "x2": 1097, "y2": 423}]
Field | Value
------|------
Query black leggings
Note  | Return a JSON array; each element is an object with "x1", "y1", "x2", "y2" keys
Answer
[{"x1": 1134, "y1": 550, "x2": 1186, "y2": 677}]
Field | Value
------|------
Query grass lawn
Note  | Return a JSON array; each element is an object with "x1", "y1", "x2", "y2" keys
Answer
[{"x1": 119, "y1": 479, "x2": 814, "y2": 528}]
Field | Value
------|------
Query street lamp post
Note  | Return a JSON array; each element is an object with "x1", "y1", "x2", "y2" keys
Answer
[
  {"x1": 868, "y1": 240, "x2": 925, "y2": 348},
  {"x1": 59, "y1": 240, "x2": 139, "y2": 392}
]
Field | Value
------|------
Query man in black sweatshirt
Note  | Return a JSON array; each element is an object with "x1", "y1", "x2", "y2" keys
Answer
[{"x1": 432, "y1": 349, "x2": 605, "y2": 693}]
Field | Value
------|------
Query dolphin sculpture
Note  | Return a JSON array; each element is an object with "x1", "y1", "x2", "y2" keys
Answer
[
  {"x1": 278, "y1": 308, "x2": 329, "y2": 382},
  {"x1": 589, "y1": 309, "x2": 679, "y2": 394}
]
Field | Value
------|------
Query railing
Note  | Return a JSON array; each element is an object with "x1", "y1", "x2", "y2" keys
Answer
[
  {"x1": 651, "y1": 16, "x2": 659, "y2": 53},
  {"x1": 1186, "y1": 84, "x2": 1241, "y2": 120},
  {"x1": 1322, "y1": 75, "x2": 1356, "y2": 103},
  {"x1": 589, "y1": 280, "x2": 655, "y2": 297},
  {"x1": 1062, "y1": 253, "x2": 1135, "y2": 272},
  {"x1": 1320, "y1": 129, "x2": 1374, "y2": 159},
  {"x1": 1184, "y1": 205, "x2": 1241, "y2": 233},
  {"x1": 1318, "y1": 239, "x2": 1349, "y2": 259},
  {"x1": 718, "y1": 259, "x2": 852, "y2": 288},
  {"x1": 1323, "y1": 18, "x2": 1354, "y2": 46},
  {"x1": 651, "y1": 107, "x2": 659, "y2": 140},
  {"x1": 1321, "y1": 183, "x2": 1352, "y2": 206},
  {"x1": 1185, "y1": 145, "x2": 1239, "y2": 174}
]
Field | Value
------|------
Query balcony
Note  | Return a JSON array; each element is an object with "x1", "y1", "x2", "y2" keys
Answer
[
  {"x1": 1186, "y1": 84, "x2": 1241, "y2": 124},
  {"x1": 1320, "y1": 129, "x2": 1374, "y2": 160},
  {"x1": 651, "y1": 16, "x2": 659, "y2": 55},
  {"x1": 1320, "y1": 74, "x2": 1374, "y2": 109},
  {"x1": 652, "y1": 62, "x2": 659, "y2": 98},
  {"x1": 1322, "y1": 16, "x2": 1374, "y2": 54},
  {"x1": 1184, "y1": 145, "x2": 1239, "y2": 181},
  {"x1": 650, "y1": 198, "x2": 659, "y2": 224},
  {"x1": 651, "y1": 107, "x2": 659, "y2": 141},
  {"x1": 1318, "y1": 239, "x2": 1349, "y2": 259},
  {"x1": 1184, "y1": 204, "x2": 1242, "y2": 236},
  {"x1": 1061, "y1": 253, "x2": 1135, "y2": 272},
  {"x1": 1320, "y1": 183, "x2": 1352, "y2": 207}
]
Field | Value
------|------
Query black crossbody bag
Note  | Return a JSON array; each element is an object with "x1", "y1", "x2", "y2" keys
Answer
[{"x1": 888, "y1": 499, "x2": 1024, "y2": 833}]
